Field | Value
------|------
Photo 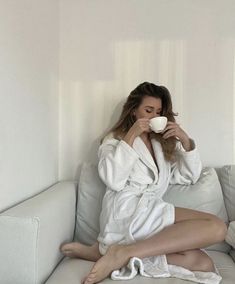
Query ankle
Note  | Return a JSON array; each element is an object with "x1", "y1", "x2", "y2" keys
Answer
[
  {"x1": 125, "y1": 244, "x2": 137, "y2": 258},
  {"x1": 111, "y1": 244, "x2": 134, "y2": 261}
]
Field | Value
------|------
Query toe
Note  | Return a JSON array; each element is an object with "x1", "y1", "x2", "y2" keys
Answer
[
  {"x1": 60, "y1": 243, "x2": 70, "y2": 252},
  {"x1": 59, "y1": 244, "x2": 65, "y2": 251},
  {"x1": 81, "y1": 276, "x2": 87, "y2": 284},
  {"x1": 84, "y1": 273, "x2": 97, "y2": 284},
  {"x1": 84, "y1": 279, "x2": 93, "y2": 284}
]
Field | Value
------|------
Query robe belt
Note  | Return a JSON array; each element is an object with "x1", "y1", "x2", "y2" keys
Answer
[
  {"x1": 133, "y1": 190, "x2": 162, "y2": 215},
  {"x1": 124, "y1": 184, "x2": 165, "y2": 199},
  {"x1": 126, "y1": 182, "x2": 160, "y2": 192},
  {"x1": 132, "y1": 185, "x2": 161, "y2": 194}
]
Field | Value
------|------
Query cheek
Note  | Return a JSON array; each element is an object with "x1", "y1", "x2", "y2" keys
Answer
[
  {"x1": 137, "y1": 113, "x2": 150, "y2": 119},
  {"x1": 135, "y1": 110, "x2": 146, "y2": 119}
]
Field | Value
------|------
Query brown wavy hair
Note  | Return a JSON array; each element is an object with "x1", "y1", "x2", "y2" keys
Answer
[{"x1": 104, "y1": 82, "x2": 178, "y2": 161}]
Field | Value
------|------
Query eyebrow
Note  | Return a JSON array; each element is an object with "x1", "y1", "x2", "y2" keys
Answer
[{"x1": 145, "y1": 106, "x2": 162, "y2": 110}]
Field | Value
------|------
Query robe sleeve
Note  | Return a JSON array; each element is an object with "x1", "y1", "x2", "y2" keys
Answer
[
  {"x1": 98, "y1": 138, "x2": 139, "y2": 191},
  {"x1": 169, "y1": 139, "x2": 202, "y2": 185}
]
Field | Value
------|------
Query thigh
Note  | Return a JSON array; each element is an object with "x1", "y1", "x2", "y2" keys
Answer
[{"x1": 174, "y1": 207, "x2": 218, "y2": 224}]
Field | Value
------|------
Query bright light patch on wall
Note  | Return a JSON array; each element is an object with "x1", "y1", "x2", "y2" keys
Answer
[{"x1": 113, "y1": 39, "x2": 185, "y2": 120}]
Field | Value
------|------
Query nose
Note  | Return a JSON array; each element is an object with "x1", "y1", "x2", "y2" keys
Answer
[{"x1": 150, "y1": 114, "x2": 160, "y2": 119}]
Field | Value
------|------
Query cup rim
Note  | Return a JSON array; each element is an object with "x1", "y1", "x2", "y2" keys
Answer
[{"x1": 150, "y1": 116, "x2": 167, "y2": 121}]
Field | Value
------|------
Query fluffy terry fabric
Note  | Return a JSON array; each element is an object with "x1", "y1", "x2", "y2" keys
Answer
[
  {"x1": 111, "y1": 256, "x2": 222, "y2": 283},
  {"x1": 97, "y1": 136, "x2": 221, "y2": 283}
]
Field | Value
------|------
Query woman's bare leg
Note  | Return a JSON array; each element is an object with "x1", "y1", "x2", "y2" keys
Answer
[
  {"x1": 167, "y1": 249, "x2": 215, "y2": 272},
  {"x1": 60, "y1": 242, "x2": 101, "y2": 261},
  {"x1": 82, "y1": 207, "x2": 227, "y2": 284}
]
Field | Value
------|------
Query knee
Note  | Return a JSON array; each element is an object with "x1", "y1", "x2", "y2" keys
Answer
[
  {"x1": 210, "y1": 217, "x2": 227, "y2": 243},
  {"x1": 198, "y1": 256, "x2": 215, "y2": 272},
  {"x1": 188, "y1": 250, "x2": 215, "y2": 272},
  {"x1": 195, "y1": 253, "x2": 215, "y2": 272}
]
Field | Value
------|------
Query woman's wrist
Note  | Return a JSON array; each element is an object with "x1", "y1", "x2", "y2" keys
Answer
[
  {"x1": 181, "y1": 136, "x2": 193, "y2": 151},
  {"x1": 123, "y1": 129, "x2": 137, "y2": 146}
]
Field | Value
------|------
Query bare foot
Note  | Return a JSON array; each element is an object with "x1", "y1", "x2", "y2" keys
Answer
[
  {"x1": 60, "y1": 241, "x2": 101, "y2": 261},
  {"x1": 82, "y1": 244, "x2": 130, "y2": 284}
]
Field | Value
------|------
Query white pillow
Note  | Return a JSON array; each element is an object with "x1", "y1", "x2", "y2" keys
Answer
[
  {"x1": 164, "y1": 167, "x2": 229, "y2": 253},
  {"x1": 74, "y1": 163, "x2": 106, "y2": 245},
  {"x1": 164, "y1": 167, "x2": 228, "y2": 221},
  {"x1": 216, "y1": 165, "x2": 235, "y2": 222}
]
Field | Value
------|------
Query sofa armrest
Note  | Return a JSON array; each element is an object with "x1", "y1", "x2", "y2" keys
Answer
[{"x1": 0, "y1": 181, "x2": 77, "y2": 284}]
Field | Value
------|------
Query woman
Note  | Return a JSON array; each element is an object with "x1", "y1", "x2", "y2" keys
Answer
[{"x1": 61, "y1": 82, "x2": 227, "y2": 284}]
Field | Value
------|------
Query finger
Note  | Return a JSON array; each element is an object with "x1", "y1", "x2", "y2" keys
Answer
[
  {"x1": 139, "y1": 123, "x2": 151, "y2": 132},
  {"x1": 163, "y1": 124, "x2": 177, "y2": 130},
  {"x1": 166, "y1": 121, "x2": 180, "y2": 128},
  {"x1": 166, "y1": 121, "x2": 177, "y2": 125},
  {"x1": 162, "y1": 124, "x2": 179, "y2": 133},
  {"x1": 140, "y1": 123, "x2": 151, "y2": 130},
  {"x1": 163, "y1": 129, "x2": 177, "y2": 139},
  {"x1": 138, "y1": 118, "x2": 150, "y2": 122}
]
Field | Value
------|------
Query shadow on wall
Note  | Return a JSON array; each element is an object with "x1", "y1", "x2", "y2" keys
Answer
[{"x1": 74, "y1": 98, "x2": 126, "y2": 180}]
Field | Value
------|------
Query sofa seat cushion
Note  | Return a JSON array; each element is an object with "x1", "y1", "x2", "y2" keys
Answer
[
  {"x1": 207, "y1": 251, "x2": 235, "y2": 284},
  {"x1": 45, "y1": 252, "x2": 235, "y2": 284}
]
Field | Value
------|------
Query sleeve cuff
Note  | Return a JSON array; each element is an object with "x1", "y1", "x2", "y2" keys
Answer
[
  {"x1": 119, "y1": 140, "x2": 140, "y2": 159},
  {"x1": 177, "y1": 139, "x2": 197, "y2": 155}
]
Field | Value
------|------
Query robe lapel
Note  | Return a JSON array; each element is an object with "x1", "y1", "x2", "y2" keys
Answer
[
  {"x1": 151, "y1": 139, "x2": 170, "y2": 186},
  {"x1": 133, "y1": 137, "x2": 159, "y2": 181}
]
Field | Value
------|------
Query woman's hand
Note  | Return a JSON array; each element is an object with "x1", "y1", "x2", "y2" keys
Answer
[
  {"x1": 123, "y1": 118, "x2": 150, "y2": 146},
  {"x1": 162, "y1": 122, "x2": 192, "y2": 151},
  {"x1": 129, "y1": 118, "x2": 151, "y2": 136}
]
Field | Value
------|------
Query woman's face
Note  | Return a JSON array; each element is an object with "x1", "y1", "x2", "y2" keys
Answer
[{"x1": 134, "y1": 96, "x2": 162, "y2": 120}]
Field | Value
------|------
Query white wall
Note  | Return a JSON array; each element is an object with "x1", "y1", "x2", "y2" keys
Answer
[
  {"x1": 1, "y1": 1, "x2": 235, "y2": 207},
  {"x1": 59, "y1": 0, "x2": 235, "y2": 180},
  {"x1": 0, "y1": 0, "x2": 59, "y2": 211}
]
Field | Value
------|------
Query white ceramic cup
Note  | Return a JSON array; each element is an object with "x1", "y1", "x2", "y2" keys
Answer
[{"x1": 149, "y1": 116, "x2": 168, "y2": 133}]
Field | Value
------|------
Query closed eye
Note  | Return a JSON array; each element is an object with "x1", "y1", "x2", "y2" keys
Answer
[{"x1": 145, "y1": 107, "x2": 162, "y2": 114}]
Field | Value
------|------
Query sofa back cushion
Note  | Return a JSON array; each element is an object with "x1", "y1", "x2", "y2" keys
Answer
[
  {"x1": 164, "y1": 167, "x2": 228, "y2": 220},
  {"x1": 164, "y1": 167, "x2": 229, "y2": 252},
  {"x1": 75, "y1": 164, "x2": 229, "y2": 252},
  {"x1": 216, "y1": 165, "x2": 235, "y2": 222},
  {"x1": 75, "y1": 163, "x2": 106, "y2": 245}
]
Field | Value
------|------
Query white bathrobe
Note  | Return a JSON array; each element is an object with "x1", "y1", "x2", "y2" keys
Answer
[{"x1": 97, "y1": 136, "x2": 222, "y2": 284}]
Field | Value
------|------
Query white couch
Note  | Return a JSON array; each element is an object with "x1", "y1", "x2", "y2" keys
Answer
[{"x1": 1, "y1": 164, "x2": 235, "y2": 284}]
